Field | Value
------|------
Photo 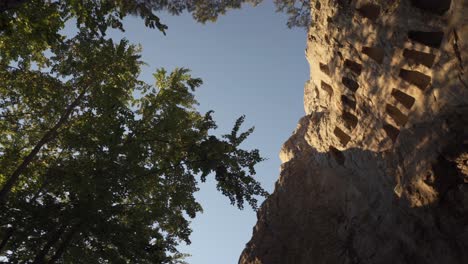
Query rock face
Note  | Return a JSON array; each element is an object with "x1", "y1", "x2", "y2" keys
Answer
[{"x1": 240, "y1": 0, "x2": 468, "y2": 263}]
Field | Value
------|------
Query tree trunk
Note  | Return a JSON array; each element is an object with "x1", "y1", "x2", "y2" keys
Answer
[
  {"x1": 47, "y1": 222, "x2": 82, "y2": 264},
  {"x1": 0, "y1": 88, "x2": 87, "y2": 205},
  {"x1": 0, "y1": 227, "x2": 14, "y2": 253},
  {"x1": 32, "y1": 224, "x2": 68, "y2": 264}
]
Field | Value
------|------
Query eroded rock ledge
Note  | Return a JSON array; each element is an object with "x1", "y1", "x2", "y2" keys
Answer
[{"x1": 240, "y1": 0, "x2": 468, "y2": 263}]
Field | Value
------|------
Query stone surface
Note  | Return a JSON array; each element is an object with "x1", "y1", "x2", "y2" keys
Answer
[{"x1": 240, "y1": 0, "x2": 468, "y2": 263}]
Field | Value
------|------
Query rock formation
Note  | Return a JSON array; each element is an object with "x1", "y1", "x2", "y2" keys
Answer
[{"x1": 240, "y1": 0, "x2": 468, "y2": 263}]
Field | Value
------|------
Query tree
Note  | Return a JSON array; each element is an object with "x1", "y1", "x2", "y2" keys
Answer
[
  {"x1": 274, "y1": 0, "x2": 311, "y2": 28},
  {"x1": 0, "y1": 0, "x2": 270, "y2": 262}
]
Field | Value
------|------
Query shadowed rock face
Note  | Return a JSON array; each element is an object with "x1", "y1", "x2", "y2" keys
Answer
[{"x1": 240, "y1": 1, "x2": 468, "y2": 263}]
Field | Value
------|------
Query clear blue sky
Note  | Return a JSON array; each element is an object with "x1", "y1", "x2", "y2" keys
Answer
[{"x1": 110, "y1": 2, "x2": 308, "y2": 263}]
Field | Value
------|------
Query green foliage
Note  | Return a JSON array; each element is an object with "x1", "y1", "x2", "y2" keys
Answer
[
  {"x1": 274, "y1": 0, "x2": 311, "y2": 28},
  {"x1": 0, "y1": 0, "x2": 272, "y2": 262},
  {"x1": 0, "y1": 62, "x2": 267, "y2": 263}
]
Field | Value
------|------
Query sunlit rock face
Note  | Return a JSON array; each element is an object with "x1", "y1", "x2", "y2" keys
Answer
[{"x1": 240, "y1": 0, "x2": 468, "y2": 263}]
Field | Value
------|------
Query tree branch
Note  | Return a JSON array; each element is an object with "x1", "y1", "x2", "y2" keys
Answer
[
  {"x1": 32, "y1": 224, "x2": 68, "y2": 264},
  {"x1": 0, "y1": 227, "x2": 14, "y2": 253},
  {"x1": 0, "y1": 87, "x2": 88, "y2": 205},
  {"x1": 47, "y1": 221, "x2": 82, "y2": 264}
]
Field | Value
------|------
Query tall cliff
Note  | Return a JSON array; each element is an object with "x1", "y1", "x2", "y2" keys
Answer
[{"x1": 240, "y1": 0, "x2": 468, "y2": 263}]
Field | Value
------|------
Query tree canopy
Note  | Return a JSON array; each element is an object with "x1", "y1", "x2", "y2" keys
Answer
[{"x1": 0, "y1": 0, "x2": 310, "y2": 262}]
